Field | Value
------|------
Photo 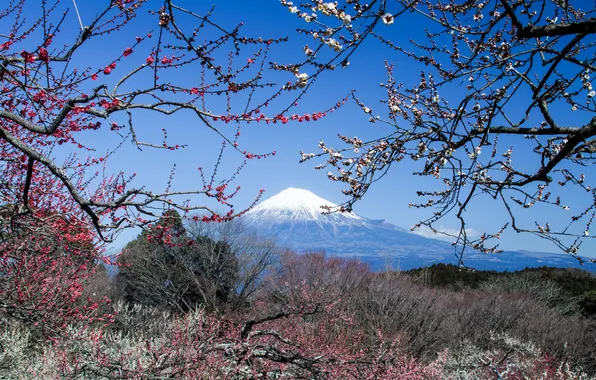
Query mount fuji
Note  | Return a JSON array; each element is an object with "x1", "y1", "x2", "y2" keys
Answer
[{"x1": 243, "y1": 188, "x2": 594, "y2": 272}]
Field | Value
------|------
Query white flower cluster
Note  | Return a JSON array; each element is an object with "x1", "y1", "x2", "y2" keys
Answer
[
  {"x1": 318, "y1": 2, "x2": 336, "y2": 16},
  {"x1": 281, "y1": 0, "x2": 316, "y2": 22},
  {"x1": 316, "y1": 2, "x2": 352, "y2": 25},
  {"x1": 300, "y1": 151, "x2": 316, "y2": 161},
  {"x1": 339, "y1": 12, "x2": 351, "y2": 25},
  {"x1": 581, "y1": 70, "x2": 595, "y2": 99},
  {"x1": 468, "y1": 146, "x2": 481, "y2": 159},
  {"x1": 324, "y1": 38, "x2": 342, "y2": 52},
  {"x1": 280, "y1": 0, "x2": 297, "y2": 12},
  {"x1": 388, "y1": 96, "x2": 402, "y2": 113},
  {"x1": 295, "y1": 72, "x2": 309, "y2": 88}
]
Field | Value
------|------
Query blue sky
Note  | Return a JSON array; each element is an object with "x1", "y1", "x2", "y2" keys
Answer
[{"x1": 14, "y1": 1, "x2": 596, "y2": 258}]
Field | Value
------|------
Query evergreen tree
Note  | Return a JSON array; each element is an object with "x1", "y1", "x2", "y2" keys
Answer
[{"x1": 115, "y1": 211, "x2": 238, "y2": 312}]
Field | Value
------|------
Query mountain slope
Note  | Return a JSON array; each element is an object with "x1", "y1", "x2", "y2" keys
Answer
[{"x1": 243, "y1": 188, "x2": 594, "y2": 272}]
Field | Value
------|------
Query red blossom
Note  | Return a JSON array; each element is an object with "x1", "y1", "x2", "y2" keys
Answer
[
  {"x1": 38, "y1": 47, "x2": 48, "y2": 63},
  {"x1": 0, "y1": 40, "x2": 13, "y2": 50},
  {"x1": 20, "y1": 50, "x2": 36, "y2": 63}
]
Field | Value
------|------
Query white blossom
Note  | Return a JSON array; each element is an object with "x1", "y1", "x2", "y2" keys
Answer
[
  {"x1": 296, "y1": 72, "x2": 309, "y2": 88},
  {"x1": 318, "y1": 2, "x2": 336, "y2": 16},
  {"x1": 381, "y1": 13, "x2": 394, "y2": 25},
  {"x1": 325, "y1": 38, "x2": 342, "y2": 52},
  {"x1": 340, "y1": 12, "x2": 351, "y2": 25}
]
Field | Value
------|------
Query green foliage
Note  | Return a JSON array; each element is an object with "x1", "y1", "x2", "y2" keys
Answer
[
  {"x1": 520, "y1": 267, "x2": 596, "y2": 297},
  {"x1": 406, "y1": 264, "x2": 596, "y2": 296},
  {"x1": 406, "y1": 263, "x2": 498, "y2": 290},
  {"x1": 579, "y1": 290, "x2": 596, "y2": 318}
]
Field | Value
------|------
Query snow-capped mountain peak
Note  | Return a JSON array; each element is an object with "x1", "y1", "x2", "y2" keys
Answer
[
  {"x1": 241, "y1": 187, "x2": 593, "y2": 272},
  {"x1": 245, "y1": 187, "x2": 362, "y2": 224}
]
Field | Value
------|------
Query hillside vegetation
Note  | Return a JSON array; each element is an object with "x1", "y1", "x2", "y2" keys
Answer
[
  {"x1": 2, "y1": 219, "x2": 596, "y2": 378},
  {"x1": 406, "y1": 264, "x2": 596, "y2": 318}
]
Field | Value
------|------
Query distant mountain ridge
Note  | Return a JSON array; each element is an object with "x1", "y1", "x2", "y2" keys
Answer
[{"x1": 243, "y1": 188, "x2": 595, "y2": 272}]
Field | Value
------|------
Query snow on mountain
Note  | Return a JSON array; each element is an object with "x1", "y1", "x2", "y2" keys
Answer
[
  {"x1": 243, "y1": 187, "x2": 454, "y2": 267},
  {"x1": 245, "y1": 187, "x2": 363, "y2": 225},
  {"x1": 242, "y1": 188, "x2": 594, "y2": 272}
]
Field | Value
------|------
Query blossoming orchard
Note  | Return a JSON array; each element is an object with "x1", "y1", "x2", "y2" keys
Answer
[{"x1": 1, "y1": 0, "x2": 595, "y2": 378}]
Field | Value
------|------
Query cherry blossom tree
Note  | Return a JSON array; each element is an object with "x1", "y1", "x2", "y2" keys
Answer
[{"x1": 294, "y1": 0, "x2": 596, "y2": 263}]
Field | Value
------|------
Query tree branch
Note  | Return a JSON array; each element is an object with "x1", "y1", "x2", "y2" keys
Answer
[{"x1": 517, "y1": 19, "x2": 596, "y2": 39}]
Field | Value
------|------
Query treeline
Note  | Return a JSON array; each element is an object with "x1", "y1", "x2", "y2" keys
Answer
[
  {"x1": 406, "y1": 263, "x2": 596, "y2": 317},
  {"x1": 2, "y1": 213, "x2": 596, "y2": 378}
]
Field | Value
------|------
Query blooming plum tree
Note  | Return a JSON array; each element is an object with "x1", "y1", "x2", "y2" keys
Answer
[
  {"x1": 294, "y1": 0, "x2": 596, "y2": 263},
  {"x1": 0, "y1": 0, "x2": 346, "y2": 344},
  {"x1": 0, "y1": 0, "x2": 346, "y2": 242},
  {"x1": 0, "y1": 198, "x2": 113, "y2": 338}
]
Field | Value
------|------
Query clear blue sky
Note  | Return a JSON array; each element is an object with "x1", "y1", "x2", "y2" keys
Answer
[{"x1": 16, "y1": 1, "x2": 596, "y2": 258}]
